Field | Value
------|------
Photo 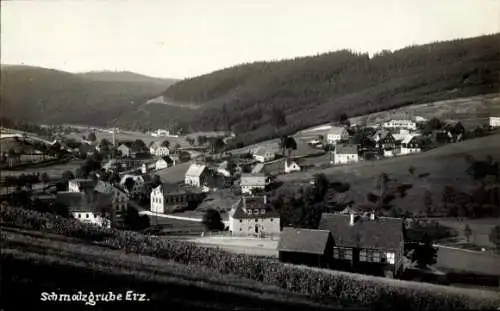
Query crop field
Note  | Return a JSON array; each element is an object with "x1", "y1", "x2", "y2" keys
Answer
[
  {"x1": 276, "y1": 134, "x2": 500, "y2": 213},
  {"x1": 2, "y1": 206, "x2": 499, "y2": 310},
  {"x1": 1, "y1": 228, "x2": 340, "y2": 311}
]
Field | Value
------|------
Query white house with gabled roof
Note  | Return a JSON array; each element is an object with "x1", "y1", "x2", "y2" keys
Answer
[
  {"x1": 326, "y1": 126, "x2": 349, "y2": 144},
  {"x1": 184, "y1": 163, "x2": 208, "y2": 187},
  {"x1": 253, "y1": 147, "x2": 275, "y2": 163}
]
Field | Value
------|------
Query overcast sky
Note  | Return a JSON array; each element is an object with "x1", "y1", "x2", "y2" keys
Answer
[{"x1": 2, "y1": 0, "x2": 499, "y2": 79}]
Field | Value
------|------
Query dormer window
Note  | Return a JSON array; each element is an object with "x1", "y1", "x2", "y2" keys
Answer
[
  {"x1": 253, "y1": 209, "x2": 259, "y2": 214},
  {"x1": 260, "y1": 209, "x2": 265, "y2": 214},
  {"x1": 248, "y1": 209, "x2": 252, "y2": 215}
]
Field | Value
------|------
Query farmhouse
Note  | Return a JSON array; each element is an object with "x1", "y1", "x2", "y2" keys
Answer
[
  {"x1": 68, "y1": 178, "x2": 97, "y2": 193},
  {"x1": 94, "y1": 181, "x2": 129, "y2": 213},
  {"x1": 150, "y1": 183, "x2": 206, "y2": 214},
  {"x1": 120, "y1": 174, "x2": 152, "y2": 198},
  {"x1": 318, "y1": 212, "x2": 405, "y2": 277},
  {"x1": 383, "y1": 119, "x2": 416, "y2": 131},
  {"x1": 252, "y1": 147, "x2": 275, "y2": 163},
  {"x1": 228, "y1": 196, "x2": 280, "y2": 237},
  {"x1": 334, "y1": 145, "x2": 359, "y2": 165},
  {"x1": 371, "y1": 130, "x2": 396, "y2": 157},
  {"x1": 240, "y1": 173, "x2": 266, "y2": 194},
  {"x1": 155, "y1": 156, "x2": 174, "y2": 170},
  {"x1": 149, "y1": 141, "x2": 170, "y2": 157},
  {"x1": 184, "y1": 163, "x2": 208, "y2": 187},
  {"x1": 400, "y1": 135, "x2": 421, "y2": 155},
  {"x1": 56, "y1": 191, "x2": 112, "y2": 228},
  {"x1": 489, "y1": 116, "x2": 500, "y2": 128},
  {"x1": 284, "y1": 159, "x2": 301, "y2": 173},
  {"x1": 117, "y1": 143, "x2": 132, "y2": 158},
  {"x1": 278, "y1": 228, "x2": 334, "y2": 268},
  {"x1": 326, "y1": 126, "x2": 349, "y2": 144}
]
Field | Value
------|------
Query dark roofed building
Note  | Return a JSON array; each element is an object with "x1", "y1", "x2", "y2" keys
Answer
[
  {"x1": 278, "y1": 227, "x2": 334, "y2": 268},
  {"x1": 318, "y1": 212, "x2": 405, "y2": 277},
  {"x1": 228, "y1": 195, "x2": 280, "y2": 236}
]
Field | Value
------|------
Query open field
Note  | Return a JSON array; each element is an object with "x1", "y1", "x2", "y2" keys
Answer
[
  {"x1": 2, "y1": 228, "x2": 340, "y2": 311},
  {"x1": 187, "y1": 235, "x2": 500, "y2": 278},
  {"x1": 434, "y1": 218, "x2": 500, "y2": 248},
  {"x1": 276, "y1": 133, "x2": 500, "y2": 213},
  {"x1": 1, "y1": 159, "x2": 83, "y2": 179}
]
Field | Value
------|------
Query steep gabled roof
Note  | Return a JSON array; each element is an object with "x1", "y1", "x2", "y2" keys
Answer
[
  {"x1": 318, "y1": 213, "x2": 404, "y2": 250},
  {"x1": 371, "y1": 130, "x2": 393, "y2": 141},
  {"x1": 185, "y1": 163, "x2": 207, "y2": 177},
  {"x1": 402, "y1": 134, "x2": 419, "y2": 144},
  {"x1": 278, "y1": 228, "x2": 332, "y2": 255}
]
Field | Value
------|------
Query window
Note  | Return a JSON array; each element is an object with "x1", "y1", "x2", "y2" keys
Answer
[
  {"x1": 253, "y1": 209, "x2": 259, "y2": 214},
  {"x1": 255, "y1": 218, "x2": 259, "y2": 222},
  {"x1": 248, "y1": 210, "x2": 252, "y2": 215},
  {"x1": 270, "y1": 218, "x2": 273, "y2": 222},
  {"x1": 239, "y1": 219, "x2": 242, "y2": 223},
  {"x1": 239, "y1": 228, "x2": 242, "y2": 231},
  {"x1": 86, "y1": 214, "x2": 89, "y2": 219},
  {"x1": 261, "y1": 209, "x2": 265, "y2": 214},
  {"x1": 360, "y1": 250, "x2": 367, "y2": 261},
  {"x1": 386, "y1": 252, "x2": 395, "y2": 264}
]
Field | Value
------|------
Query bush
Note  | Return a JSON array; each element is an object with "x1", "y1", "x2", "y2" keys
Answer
[{"x1": 1, "y1": 205, "x2": 499, "y2": 310}]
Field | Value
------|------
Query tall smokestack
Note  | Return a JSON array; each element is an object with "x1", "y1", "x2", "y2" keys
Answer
[
  {"x1": 112, "y1": 128, "x2": 116, "y2": 147},
  {"x1": 350, "y1": 213, "x2": 355, "y2": 226}
]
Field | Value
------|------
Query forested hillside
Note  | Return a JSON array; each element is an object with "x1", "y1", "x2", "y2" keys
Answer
[
  {"x1": 1, "y1": 34, "x2": 499, "y2": 146},
  {"x1": 0, "y1": 65, "x2": 176, "y2": 126},
  {"x1": 79, "y1": 70, "x2": 177, "y2": 85},
  {"x1": 148, "y1": 33, "x2": 498, "y2": 146}
]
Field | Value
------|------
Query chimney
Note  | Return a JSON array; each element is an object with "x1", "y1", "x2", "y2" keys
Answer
[
  {"x1": 370, "y1": 211, "x2": 375, "y2": 220},
  {"x1": 263, "y1": 195, "x2": 267, "y2": 204},
  {"x1": 349, "y1": 213, "x2": 355, "y2": 226}
]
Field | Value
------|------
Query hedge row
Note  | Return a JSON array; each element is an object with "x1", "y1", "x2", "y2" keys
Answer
[{"x1": 1, "y1": 205, "x2": 499, "y2": 310}]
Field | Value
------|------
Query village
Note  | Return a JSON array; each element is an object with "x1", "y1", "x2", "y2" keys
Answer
[{"x1": 3, "y1": 112, "x2": 500, "y2": 288}]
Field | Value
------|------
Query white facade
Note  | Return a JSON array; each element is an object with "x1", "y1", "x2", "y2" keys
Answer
[
  {"x1": 384, "y1": 150, "x2": 395, "y2": 157},
  {"x1": 184, "y1": 164, "x2": 207, "y2": 187},
  {"x1": 155, "y1": 159, "x2": 170, "y2": 170},
  {"x1": 229, "y1": 217, "x2": 280, "y2": 236},
  {"x1": 150, "y1": 185, "x2": 165, "y2": 213},
  {"x1": 400, "y1": 147, "x2": 421, "y2": 155},
  {"x1": 151, "y1": 129, "x2": 170, "y2": 137},
  {"x1": 326, "y1": 127, "x2": 349, "y2": 144},
  {"x1": 334, "y1": 153, "x2": 359, "y2": 165},
  {"x1": 68, "y1": 179, "x2": 95, "y2": 193},
  {"x1": 489, "y1": 117, "x2": 500, "y2": 128},
  {"x1": 150, "y1": 146, "x2": 170, "y2": 157},
  {"x1": 72, "y1": 212, "x2": 111, "y2": 228},
  {"x1": 117, "y1": 144, "x2": 131, "y2": 157},
  {"x1": 383, "y1": 120, "x2": 416, "y2": 130},
  {"x1": 253, "y1": 150, "x2": 275, "y2": 163},
  {"x1": 284, "y1": 160, "x2": 301, "y2": 173},
  {"x1": 399, "y1": 135, "x2": 421, "y2": 155}
]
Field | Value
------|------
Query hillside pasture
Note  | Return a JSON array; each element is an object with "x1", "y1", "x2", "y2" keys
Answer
[
  {"x1": 434, "y1": 218, "x2": 500, "y2": 248},
  {"x1": 276, "y1": 134, "x2": 500, "y2": 214}
]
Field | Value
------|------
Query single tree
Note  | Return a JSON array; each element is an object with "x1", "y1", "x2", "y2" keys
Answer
[
  {"x1": 464, "y1": 224, "x2": 473, "y2": 243},
  {"x1": 489, "y1": 225, "x2": 500, "y2": 254},
  {"x1": 152, "y1": 174, "x2": 162, "y2": 188},
  {"x1": 285, "y1": 136, "x2": 298, "y2": 158},
  {"x1": 124, "y1": 177, "x2": 136, "y2": 193},
  {"x1": 202, "y1": 209, "x2": 224, "y2": 231},
  {"x1": 411, "y1": 235, "x2": 438, "y2": 268},
  {"x1": 186, "y1": 137, "x2": 195, "y2": 146}
]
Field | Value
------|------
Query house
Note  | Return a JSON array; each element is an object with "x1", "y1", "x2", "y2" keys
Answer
[
  {"x1": 334, "y1": 145, "x2": 359, "y2": 165},
  {"x1": 149, "y1": 141, "x2": 170, "y2": 157},
  {"x1": 228, "y1": 196, "x2": 280, "y2": 237},
  {"x1": 318, "y1": 212, "x2": 405, "y2": 278},
  {"x1": 252, "y1": 147, "x2": 275, "y2": 163},
  {"x1": 240, "y1": 173, "x2": 266, "y2": 194},
  {"x1": 326, "y1": 126, "x2": 349, "y2": 144},
  {"x1": 117, "y1": 143, "x2": 132, "y2": 158},
  {"x1": 150, "y1": 183, "x2": 206, "y2": 214},
  {"x1": 371, "y1": 130, "x2": 396, "y2": 157},
  {"x1": 382, "y1": 120, "x2": 416, "y2": 131},
  {"x1": 278, "y1": 228, "x2": 334, "y2": 268},
  {"x1": 489, "y1": 116, "x2": 500, "y2": 128},
  {"x1": 151, "y1": 129, "x2": 170, "y2": 137},
  {"x1": 216, "y1": 160, "x2": 232, "y2": 177},
  {"x1": 400, "y1": 135, "x2": 421, "y2": 155},
  {"x1": 184, "y1": 163, "x2": 208, "y2": 187},
  {"x1": 56, "y1": 191, "x2": 112, "y2": 228},
  {"x1": 155, "y1": 156, "x2": 174, "y2": 170},
  {"x1": 94, "y1": 181, "x2": 129, "y2": 213},
  {"x1": 79, "y1": 143, "x2": 97, "y2": 157},
  {"x1": 68, "y1": 178, "x2": 97, "y2": 193},
  {"x1": 120, "y1": 174, "x2": 152, "y2": 198},
  {"x1": 284, "y1": 159, "x2": 301, "y2": 173}
]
